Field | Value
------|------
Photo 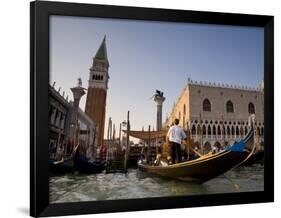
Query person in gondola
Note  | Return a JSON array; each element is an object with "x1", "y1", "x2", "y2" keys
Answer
[
  {"x1": 140, "y1": 144, "x2": 148, "y2": 163},
  {"x1": 72, "y1": 144, "x2": 80, "y2": 173},
  {"x1": 167, "y1": 118, "x2": 187, "y2": 164},
  {"x1": 56, "y1": 144, "x2": 64, "y2": 161}
]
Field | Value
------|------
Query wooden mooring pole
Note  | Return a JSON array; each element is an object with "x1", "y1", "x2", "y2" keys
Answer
[
  {"x1": 124, "y1": 111, "x2": 130, "y2": 173},
  {"x1": 106, "y1": 117, "x2": 112, "y2": 163},
  {"x1": 148, "y1": 125, "x2": 151, "y2": 164}
]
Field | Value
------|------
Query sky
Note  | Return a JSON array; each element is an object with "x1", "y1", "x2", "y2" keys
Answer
[{"x1": 50, "y1": 15, "x2": 264, "y2": 138}]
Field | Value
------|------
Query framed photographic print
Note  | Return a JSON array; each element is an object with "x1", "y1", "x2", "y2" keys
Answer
[{"x1": 30, "y1": 1, "x2": 274, "y2": 217}]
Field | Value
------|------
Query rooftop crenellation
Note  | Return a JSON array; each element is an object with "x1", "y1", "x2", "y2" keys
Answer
[
  {"x1": 50, "y1": 81, "x2": 72, "y2": 103},
  {"x1": 187, "y1": 77, "x2": 262, "y2": 91},
  {"x1": 167, "y1": 77, "x2": 263, "y2": 120}
]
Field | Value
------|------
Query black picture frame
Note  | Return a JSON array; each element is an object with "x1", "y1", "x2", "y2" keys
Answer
[{"x1": 30, "y1": 1, "x2": 274, "y2": 217}]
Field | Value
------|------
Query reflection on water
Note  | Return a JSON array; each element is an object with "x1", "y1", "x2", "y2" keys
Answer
[{"x1": 49, "y1": 164, "x2": 264, "y2": 203}]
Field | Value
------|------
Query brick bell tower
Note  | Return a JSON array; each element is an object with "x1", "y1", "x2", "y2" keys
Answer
[{"x1": 85, "y1": 36, "x2": 109, "y2": 147}]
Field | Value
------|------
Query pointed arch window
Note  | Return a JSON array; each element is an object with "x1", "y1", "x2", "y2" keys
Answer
[
  {"x1": 197, "y1": 125, "x2": 201, "y2": 135},
  {"x1": 240, "y1": 126, "x2": 244, "y2": 136},
  {"x1": 231, "y1": 126, "x2": 235, "y2": 135},
  {"x1": 245, "y1": 126, "x2": 248, "y2": 135},
  {"x1": 191, "y1": 125, "x2": 196, "y2": 135},
  {"x1": 248, "y1": 102, "x2": 255, "y2": 114},
  {"x1": 213, "y1": 125, "x2": 216, "y2": 136},
  {"x1": 203, "y1": 99, "x2": 211, "y2": 112},
  {"x1": 236, "y1": 126, "x2": 239, "y2": 136},
  {"x1": 217, "y1": 126, "x2": 221, "y2": 135},
  {"x1": 227, "y1": 126, "x2": 231, "y2": 135},
  {"x1": 208, "y1": 125, "x2": 211, "y2": 135},
  {"x1": 202, "y1": 125, "x2": 206, "y2": 136},
  {"x1": 226, "y1": 100, "x2": 234, "y2": 113}
]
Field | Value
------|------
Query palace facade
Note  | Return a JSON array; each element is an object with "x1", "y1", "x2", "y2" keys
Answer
[
  {"x1": 165, "y1": 78, "x2": 264, "y2": 149},
  {"x1": 49, "y1": 84, "x2": 99, "y2": 158}
]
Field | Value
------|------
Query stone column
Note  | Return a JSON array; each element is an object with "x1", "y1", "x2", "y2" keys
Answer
[
  {"x1": 69, "y1": 78, "x2": 86, "y2": 151},
  {"x1": 154, "y1": 90, "x2": 165, "y2": 131}
]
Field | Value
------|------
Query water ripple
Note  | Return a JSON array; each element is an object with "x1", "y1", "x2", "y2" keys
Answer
[{"x1": 50, "y1": 164, "x2": 264, "y2": 203}]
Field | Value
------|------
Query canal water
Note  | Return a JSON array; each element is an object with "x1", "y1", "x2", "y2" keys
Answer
[{"x1": 49, "y1": 164, "x2": 264, "y2": 203}]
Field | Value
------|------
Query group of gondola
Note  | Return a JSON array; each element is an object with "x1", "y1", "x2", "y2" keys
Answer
[
  {"x1": 49, "y1": 145, "x2": 105, "y2": 176},
  {"x1": 49, "y1": 115, "x2": 263, "y2": 184}
]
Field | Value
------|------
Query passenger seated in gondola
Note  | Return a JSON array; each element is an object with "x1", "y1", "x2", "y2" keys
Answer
[
  {"x1": 138, "y1": 153, "x2": 146, "y2": 163},
  {"x1": 152, "y1": 143, "x2": 170, "y2": 166},
  {"x1": 181, "y1": 143, "x2": 188, "y2": 161},
  {"x1": 154, "y1": 153, "x2": 169, "y2": 166},
  {"x1": 154, "y1": 153, "x2": 161, "y2": 166},
  {"x1": 211, "y1": 144, "x2": 220, "y2": 154},
  {"x1": 139, "y1": 145, "x2": 148, "y2": 164}
]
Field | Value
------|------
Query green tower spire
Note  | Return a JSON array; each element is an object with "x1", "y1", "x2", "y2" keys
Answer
[{"x1": 94, "y1": 35, "x2": 108, "y2": 61}]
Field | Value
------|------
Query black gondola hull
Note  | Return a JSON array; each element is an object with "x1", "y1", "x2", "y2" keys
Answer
[
  {"x1": 74, "y1": 156, "x2": 105, "y2": 174},
  {"x1": 49, "y1": 159, "x2": 74, "y2": 175},
  {"x1": 138, "y1": 118, "x2": 255, "y2": 183},
  {"x1": 138, "y1": 150, "x2": 249, "y2": 183}
]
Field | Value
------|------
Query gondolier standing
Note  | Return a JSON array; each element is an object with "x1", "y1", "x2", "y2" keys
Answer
[{"x1": 167, "y1": 119, "x2": 187, "y2": 164}]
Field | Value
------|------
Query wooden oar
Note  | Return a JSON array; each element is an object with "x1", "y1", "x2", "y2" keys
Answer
[{"x1": 188, "y1": 146, "x2": 203, "y2": 157}]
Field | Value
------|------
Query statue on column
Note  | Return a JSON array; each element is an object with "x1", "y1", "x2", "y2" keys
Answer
[
  {"x1": 77, "y1": 77, "x2": 82, "y2": 87},
  {"x1": 153, "y1": 90, "x2": 166, "y2": 131}
]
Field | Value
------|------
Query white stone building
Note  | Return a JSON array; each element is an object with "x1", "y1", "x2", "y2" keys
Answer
[{"x1": 165, "y1": 78, "x2": 264, "y2": 149}]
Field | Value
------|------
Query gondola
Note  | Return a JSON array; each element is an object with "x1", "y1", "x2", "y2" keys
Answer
[
  {"x1": 74, "y1": 154, "x2": 105, "y2": 174},
  {"x1": 49, "y1": 157, "x2": 74, "y2": 175},
  {"x1": 49, "y1": 145, "x2": 105, "y2": 175},
  {"x1": 138, "y1": 118, "x2": 256, "y2": 183}
]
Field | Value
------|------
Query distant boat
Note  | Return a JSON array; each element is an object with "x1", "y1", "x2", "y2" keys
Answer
[
  {"x1": 49, "y1": 157, "x2": 74, "y2": 175},
  {"x1": 49, "y1": 145, "x2": 105, "y2": 175},
  {"x1": 138, "y1": 120, "x2": 256, "y2": 183},
  {"x1": 74, "y1": 154, "x2": 105, "y2": 174}
]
